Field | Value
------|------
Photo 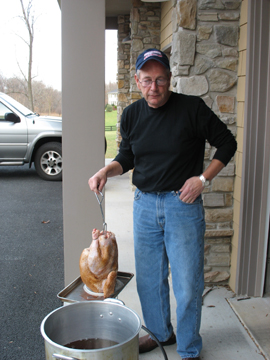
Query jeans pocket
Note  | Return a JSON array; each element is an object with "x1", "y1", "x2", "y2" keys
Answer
[
  {"x1": 134, "y1": 188, "x2": 142, "y2": 201},
  {"x1": 176, "y1": 193, "x2": 202, "y2": 205}
]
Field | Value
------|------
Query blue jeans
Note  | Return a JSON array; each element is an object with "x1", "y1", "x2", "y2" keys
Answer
[{"x1": 133, "y1": 189, "x2": 205, "y2": 358}]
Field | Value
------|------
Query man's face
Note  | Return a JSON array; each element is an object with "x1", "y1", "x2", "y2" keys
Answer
[{"x1": 135, "y1": 60, "x2": 171, "y2": 108}]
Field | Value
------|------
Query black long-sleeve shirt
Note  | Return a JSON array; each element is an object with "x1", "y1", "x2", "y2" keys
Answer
[{"x1": 114, "y1": 92, "x2": 237, "y2": 192}]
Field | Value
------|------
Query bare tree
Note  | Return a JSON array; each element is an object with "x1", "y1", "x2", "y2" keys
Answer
[
  {"x1": 3, "y1": 77, "x2": 27, "y2": 104},
  {"x1": 2, "y1": 75, "x2": 62, "y2": 116},
  {"x1": 0, "y1": 75, "x2": 5, "y2": 92},
  {"x1": 32, "y1": 81, "x2": 61, "y2": 115},
  {"x1": 17, "y1": 0, "x2": 38, "y2": 111}
]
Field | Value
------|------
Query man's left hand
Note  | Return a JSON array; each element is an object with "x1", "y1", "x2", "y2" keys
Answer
[{"x1": 179, "y1": 176, "x2": 204, "y2": 203}]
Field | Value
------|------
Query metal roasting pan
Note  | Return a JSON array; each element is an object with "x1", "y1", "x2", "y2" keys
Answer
[{"x1": 57, "y1": 271, "x2": 134, "y2": 303}]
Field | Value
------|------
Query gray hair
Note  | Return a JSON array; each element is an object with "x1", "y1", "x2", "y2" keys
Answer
[{"x1": 136, "y1": 68, "x2": 171, "y2": 79}]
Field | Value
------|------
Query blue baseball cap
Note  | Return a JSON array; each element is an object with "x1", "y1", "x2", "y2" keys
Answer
[{"x1": 136, "y1": 48, "x2": 170, "y2": 71}]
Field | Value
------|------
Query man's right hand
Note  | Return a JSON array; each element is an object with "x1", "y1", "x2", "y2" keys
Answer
[
  {"x1": 88, "y1": 168, "x2": 108, "y2": 194},
  {"x1": 88, "y1": 161, "x2": 123, "y2": 194}
]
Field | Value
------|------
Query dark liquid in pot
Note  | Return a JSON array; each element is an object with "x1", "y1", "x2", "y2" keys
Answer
[{"x1": 64, "y1": 338, "x2": 119, "y2": 350}]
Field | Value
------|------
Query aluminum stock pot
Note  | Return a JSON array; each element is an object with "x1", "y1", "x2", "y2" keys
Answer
[{"x1": 40, "y1": 299, "x2": 141, "y2": 360}]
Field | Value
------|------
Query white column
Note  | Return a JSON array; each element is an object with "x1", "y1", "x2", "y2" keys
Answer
[{"x1": 62, "y1": 0, "x2": 105, "y2": 285}]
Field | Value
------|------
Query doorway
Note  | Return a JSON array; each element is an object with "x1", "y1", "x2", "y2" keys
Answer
[{"x1": 264, "y1": 219, "x2": 270, "y2": 295}]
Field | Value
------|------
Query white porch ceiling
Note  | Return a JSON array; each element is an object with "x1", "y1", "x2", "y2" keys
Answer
[
  {"x1": 57, "y1": 0, "x2": 132, "y2": 16},
  {"x1": 106, "y1": 0, "x2": 132, "y2": 16}
]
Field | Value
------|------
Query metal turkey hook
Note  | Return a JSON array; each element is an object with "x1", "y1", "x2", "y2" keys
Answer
[{"x1": 95, "y1": 191, "x2": 107, "y2": 233}]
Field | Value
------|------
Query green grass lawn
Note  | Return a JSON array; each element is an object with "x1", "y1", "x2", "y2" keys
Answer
[{"x1": 105, "y1": 110, "x2": 117, "y2": 158}]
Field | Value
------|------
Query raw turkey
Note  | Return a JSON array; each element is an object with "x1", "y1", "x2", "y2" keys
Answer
[{"x1": 79, "y1": 229, "x2": 118, "y2": 298}]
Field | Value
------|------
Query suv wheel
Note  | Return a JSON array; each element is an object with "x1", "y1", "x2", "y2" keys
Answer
[{"x1": 34, "y1": 142, "x2": 62, "y2": 181}]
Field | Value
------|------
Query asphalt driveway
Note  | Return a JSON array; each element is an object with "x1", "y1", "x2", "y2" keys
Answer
[{"x1": 0, "y1": 165, "x2": 64, "y2": 360}]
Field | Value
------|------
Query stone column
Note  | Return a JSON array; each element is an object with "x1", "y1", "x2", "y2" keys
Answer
[
  {"x1": 117, "y1": 15, "x2": 131, "y2": 149},
  {"x1": 116, "y1": 1, "x2": 162, "y2": 150},
  {"x1": 130, "y1": 1, "x2": 162, "y2": 103},
  {"x1": 171, "y1": 0, "x2": 241, "y2": 284}
]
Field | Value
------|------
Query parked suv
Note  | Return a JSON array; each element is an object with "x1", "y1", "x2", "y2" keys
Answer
[{"x1": 0, "y1": 92, "x2": 62, "y2": 181}]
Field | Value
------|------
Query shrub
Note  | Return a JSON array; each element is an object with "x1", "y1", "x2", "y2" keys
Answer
[{"x1": 106, "y1": 104, "x2": 113, "y2": 112}]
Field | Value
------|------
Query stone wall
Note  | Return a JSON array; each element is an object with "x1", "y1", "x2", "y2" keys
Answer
[
  {"x1": 171, "y1": 0, "x2": 240, "y2": 284},
  {"x1": 129, "y1": 1, "x2": 161, "y2": 103},
  {"x1": 117, "y1": 1, "x2": 162, "y2": 148},
  {"x1": 117, "y1": 15, "x2": 131, "y2": 147},
  {"x1": 117, "y1": 0, "x2": 241, "y2": 284}
]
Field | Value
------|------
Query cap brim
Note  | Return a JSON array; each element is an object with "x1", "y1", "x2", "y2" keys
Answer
[{"x1": 137, "y1": 57, "x2": 170, "y2": 70}]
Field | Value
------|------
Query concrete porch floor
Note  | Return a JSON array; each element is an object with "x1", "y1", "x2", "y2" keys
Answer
[{"x1": 104, "y1": 159, "x2": 270, "y2": 360}]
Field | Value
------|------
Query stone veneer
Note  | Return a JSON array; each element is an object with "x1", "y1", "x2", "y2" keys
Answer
[
  {"x1": 117, "y1": 0, "x2": 240, "y2": 284},
  {"x1": 117, "y1": 1, "x2": 162, "y2": 147},
  {"x1": 170, "y1": 0, "x2": 240, "y2": 283},
  {"x1": 117, "y1": 14, "x2": 131, "y2": 145}
]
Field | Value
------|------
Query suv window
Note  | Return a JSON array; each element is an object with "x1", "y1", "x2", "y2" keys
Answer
[{"x1": 0, "y1": 102, "x2": 12, "y2": 121}]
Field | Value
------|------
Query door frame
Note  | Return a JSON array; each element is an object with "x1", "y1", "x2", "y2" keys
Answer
[{"x1": 236, "y1": 0, "x2": 270, "y2": 296}]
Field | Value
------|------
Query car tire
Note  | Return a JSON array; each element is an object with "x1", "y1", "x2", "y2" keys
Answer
[{"x1": 34, "y1": 142, "x2": 62, "y2": 181}]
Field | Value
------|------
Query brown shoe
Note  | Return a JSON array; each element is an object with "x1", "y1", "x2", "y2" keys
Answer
[
  {"x1": 139, "y1": 332, "x2": 176, "y2": 354},
  {"x1": 182, "y1": 357, "x2": 201, "y2": 360}
]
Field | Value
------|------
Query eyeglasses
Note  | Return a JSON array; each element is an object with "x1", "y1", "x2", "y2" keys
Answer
[{"x1": 139, "y1": 78, "x2": 168, "y2": 88}]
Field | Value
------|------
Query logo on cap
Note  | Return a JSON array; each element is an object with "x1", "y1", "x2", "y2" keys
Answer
[
  {"x1": 144, "y1": 50, "x2": 162, "y2": 60},
  {"x1": 135, "y1": 48, "x2": 170, "y2": 71}
]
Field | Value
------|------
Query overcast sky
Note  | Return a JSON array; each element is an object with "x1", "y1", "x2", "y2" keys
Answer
[{"x1": 0, "y1": 0, "x2": 117, "y2": 91}]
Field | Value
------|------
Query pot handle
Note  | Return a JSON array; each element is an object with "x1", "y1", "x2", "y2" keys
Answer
[
  {"x1": 52, "y1": 354, "x2": 80, "y2": 360},
  {"x1": 103, "y1": 298, "x2": 125, "y2": 306}
]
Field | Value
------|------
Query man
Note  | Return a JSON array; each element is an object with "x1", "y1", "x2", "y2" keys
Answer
[{"x1": 89, "y1": 48, "x2": 237, "y2": 359}]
